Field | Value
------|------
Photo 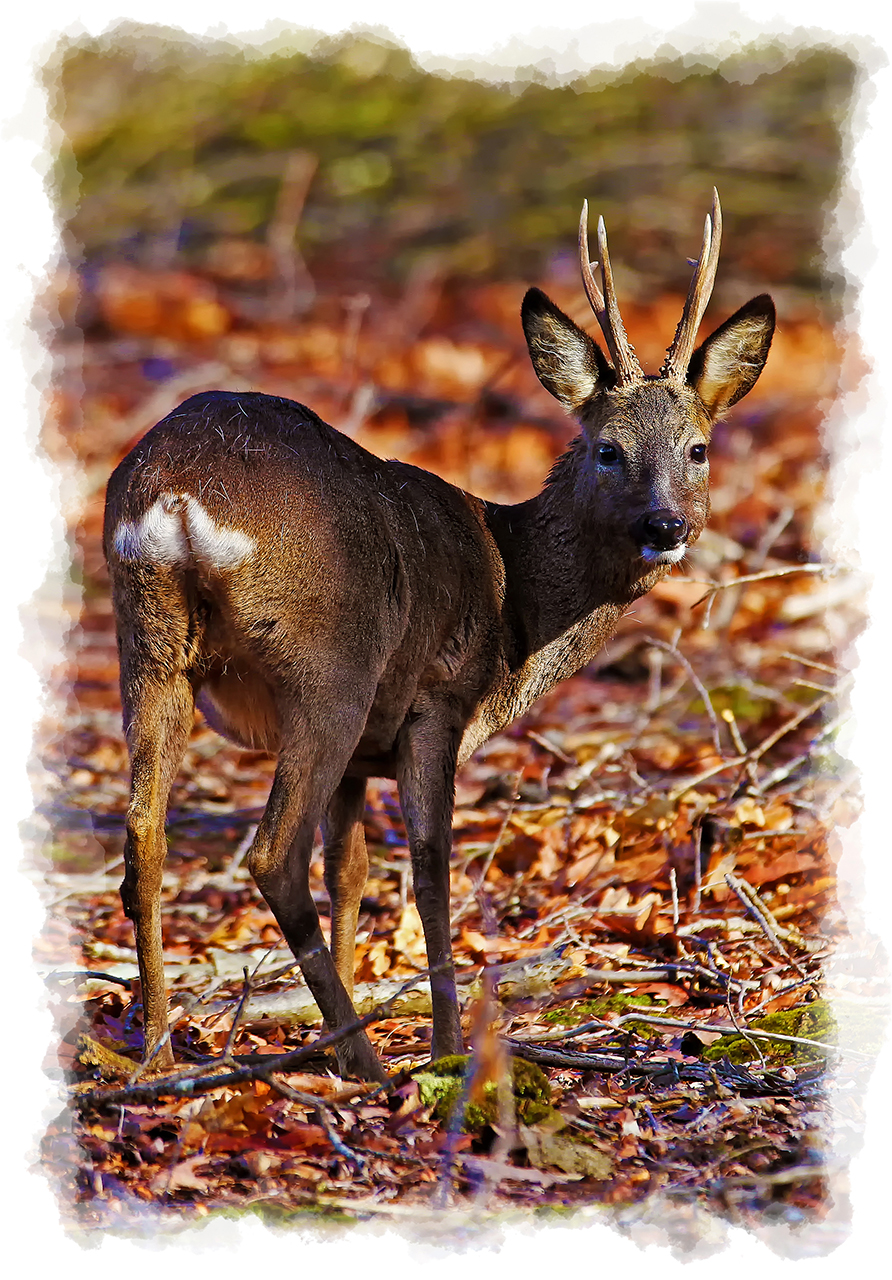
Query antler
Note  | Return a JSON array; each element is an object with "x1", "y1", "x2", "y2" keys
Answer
[
  {"x1": 660, "y1": 189, "x2": 723, "y2": 381},
  {"x1": 578, "y1": 201, "x2": 643, "y2": 387}
]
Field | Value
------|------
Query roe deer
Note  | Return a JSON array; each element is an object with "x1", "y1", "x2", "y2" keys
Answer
[{"x1": 104, "y1": 192, "x2": 774, "y2": 1081}]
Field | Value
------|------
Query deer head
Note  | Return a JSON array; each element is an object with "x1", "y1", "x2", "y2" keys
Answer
[{"x1": 521, "y1": 191, "x2": 775, "y2": 569}]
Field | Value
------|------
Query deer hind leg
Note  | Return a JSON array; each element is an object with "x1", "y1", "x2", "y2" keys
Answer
[
  {"x1": 322, "y1": 776, "x2": 369, "y2": 1001},
  {"x1": 114, "y1": 571, "x2": 197, "y2": 1067},
  {"x1": 246, "y1": 702, "x2": 386, "y2": 1082},
  {"x1": 395, "y1": 700, "x2": 464, "y2": 1060}
]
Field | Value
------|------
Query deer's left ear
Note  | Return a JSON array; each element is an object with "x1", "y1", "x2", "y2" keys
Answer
[{"x1": 687, "y1": 294, "x2": 775, "y2": 418}]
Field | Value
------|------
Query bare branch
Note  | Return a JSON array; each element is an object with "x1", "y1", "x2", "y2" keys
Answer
[
  {"x1": 724, "y1": 873, "x2": 808, "y2": 976},
  {"x1": 644, "y1": 635, "x2": 725, "y2": 756}
]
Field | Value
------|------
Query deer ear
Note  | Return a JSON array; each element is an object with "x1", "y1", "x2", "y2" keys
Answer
[
  {"x1": 687, "y1": 294, "x2": 775, "y2": 418},
  {"x1": 522, "y1": 288, "x2": 614, "y2": 409}
]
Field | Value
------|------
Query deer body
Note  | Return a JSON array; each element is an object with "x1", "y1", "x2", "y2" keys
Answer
[{"x1": 104, "y1": 195, "x2": 774, "y2": 1079}]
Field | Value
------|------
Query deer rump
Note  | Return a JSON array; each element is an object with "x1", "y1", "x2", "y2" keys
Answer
[{"x1": 103, "y1": 194, "x2": 775, "y2": 1082}]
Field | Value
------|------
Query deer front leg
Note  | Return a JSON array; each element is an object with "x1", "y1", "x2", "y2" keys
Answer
[
  {"x1": 322, "y1": 776, "x2": 369, "y2": 1000},
  {"x1": 395, "y1": 704, "x2": 464, "y2": 1060}
]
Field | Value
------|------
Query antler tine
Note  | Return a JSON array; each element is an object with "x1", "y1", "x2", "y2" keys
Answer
[
  {"x1": 578, "y1": 199, "x2": 606, "y2": 321},
  {"x1": 661, "y1": 188, "x2": 723, "y2": 381},
  {"x1": 578, "y1": 201, "x2": 642, "y2": 387},
  {"x1": 596, "y1": 215, "x2": 642, "y2": 386}
]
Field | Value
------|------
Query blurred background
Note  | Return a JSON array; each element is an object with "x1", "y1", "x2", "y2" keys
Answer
[
  {"x1": 46, "y1": 26, "x2": 850, "y2": 554},
  {"x1": 55, "y1": 29, "x2": 850, "y2": 305}
]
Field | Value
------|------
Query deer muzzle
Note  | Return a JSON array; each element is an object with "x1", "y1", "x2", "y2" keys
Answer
[{"x1": 632, "y1": 509, "x2": 689, "y2": 563}]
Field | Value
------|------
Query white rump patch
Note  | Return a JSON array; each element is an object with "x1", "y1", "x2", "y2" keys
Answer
[
  {"x1": 113, "y1": 497, "x2": 188, "y2": 564},
  {"x1": 113, "y1": 493, "x2": 255, "y2": 569},
  {"x1": 182, "y1": 498, "x2": 255, "y2": 568}
]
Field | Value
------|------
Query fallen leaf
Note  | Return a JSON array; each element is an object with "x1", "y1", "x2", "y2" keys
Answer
[{"x1": 151, "y1": 1154, "x2": 212, "y2": 1194}]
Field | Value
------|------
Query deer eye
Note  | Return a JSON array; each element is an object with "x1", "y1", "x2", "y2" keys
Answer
[
  {"x1": 597, "y1": 442, "x2": 621, "y2": 465},
  {"x1": 689, "y1": 443, "x2": 708, "y2": 464}
]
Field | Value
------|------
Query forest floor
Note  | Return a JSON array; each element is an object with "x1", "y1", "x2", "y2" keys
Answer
[{"x1": 28, "y1": 254, "x2": 885, "y2": 1253}]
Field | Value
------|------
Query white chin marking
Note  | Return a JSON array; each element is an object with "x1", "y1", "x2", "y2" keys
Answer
[
  {"x1": 641, "y1": 544, "x2": 687, "y2": 566},
  {"x1": 113, "y1": 493, "x2": 255, "y2": 569}
]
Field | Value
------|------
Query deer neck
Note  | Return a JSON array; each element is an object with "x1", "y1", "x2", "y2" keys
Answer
[
  {"x1": 458, "y1": 447, "x2": 666, "y2": 765},
  {"x1": 485, "y1": 439, "x2": 665, "y2": 660}
]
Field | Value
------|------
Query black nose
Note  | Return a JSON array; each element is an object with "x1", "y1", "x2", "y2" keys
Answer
[{"x1": 634, "y1": 510, "x2": 688, "y2": 550}]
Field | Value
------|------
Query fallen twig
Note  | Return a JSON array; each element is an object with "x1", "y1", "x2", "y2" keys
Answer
[
  {"x1": 220, "y1": 967, "x2": 253, "y2": 1061},
  {"x1": 269, "y1": 1076, "x2": 367, "y2": 1174},
  {"x1": 724, "y1": 873, "x2": 807, "y2": 976},
  {"x1": 73, "y1": 966, "x2": 442, "y2": 1109},
  {"x1": 669, "y1": 686, "x2": 837, "y2": 801},
  {"x1": 45, "y1": 969, "x2": 132, "y2": 987},
  {"x1": 711, "y1": 1161, "x2": 833, "y2": 1189},
  {"x1": 504, "y1": 1038, "x2": 636, "y2": 1073},
  {"x1": 531, "y1": 1010, "x2": 864, "y2": 1059},
  {"x1": 644, "y1": 635, "x2": 725, "y2": 756}
]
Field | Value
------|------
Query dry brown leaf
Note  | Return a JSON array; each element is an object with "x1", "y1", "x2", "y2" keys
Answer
[
  {"x1": 151, "y1": 1155, "x2": 212, "y2": 1194},
  {"x1": 744, "y1": 849, "x2": 818, "y2": 886},
  {"x1": 393, "y1": 904, "x2": 427, "y2": 964}
]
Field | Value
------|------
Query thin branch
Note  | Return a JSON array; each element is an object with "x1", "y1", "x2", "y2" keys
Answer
[
  {"x1": 752, "y1": 505, "x2": 795, "y2": 567},
  {"x1": 756, "y1": 708, "x2": 848, "y2": 790},
  {"x1": 689, "y1": 563, "x2": 833, "y2": 611},
  {"x1": 518, "y1": 1012, "x2": 861, "y2": 1059},
  {"x1": 724, "y1": 874, "x2": 808, "y2": 976},
  {"x1": 268, "y1": 1077, "x2": 367, "y2": 1174},
  {"x1": 669, "y1": 868, "x2": 679, "y2": 930},
  {"x1": 780, "y1": 651, "x2": 837, "y2": 675},
  {"x1": 504, "y1": 1040, "x2": 634, "y2": 1072},
  {"x1": 526, "y1": 730, "x2": 575, "y2": 765},
  {"x1": 669, "y1": 686, "x2": 836, "y2": 801},
  {"x1": 44, "y1": 969, "x2": 132, "y2": 987},
  {"x1": 748, "y1": 686, "x2": 840, "y2": 764},
  {"x1": 669, "y1": 754, "x2": 748, "y2": 801},
  {"x1": 745, "y1": 976, "x2": 819, "y2": 1018},
  {"x1": 453, "y1": 769, "x2": 523, "y2": 925},
  {"x1": 220, "y1": 967, "x2": 253, "y2": 1062},
  {"x1": 711, "y1": 1162, "x2": 834, "y2": 1188},
  {"x1": 725, "y1": 972, "x2": 765, "y2": 1070},
  {"x1": 643, "y1": 636, "x2": 725, "y2": 756},
  {"x1": 74, "y1": 966, "x2": 443, "y2": 1110},
  {"x1": 692, "y1": 819, "x2": 705, "y2": 913}
]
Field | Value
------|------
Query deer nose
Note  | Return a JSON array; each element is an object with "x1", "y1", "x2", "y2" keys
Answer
[{"x1": 634, "y1": 510, "x2": 688, "y2": 551}]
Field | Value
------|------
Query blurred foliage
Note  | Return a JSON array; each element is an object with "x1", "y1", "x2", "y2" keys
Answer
[{"x1": 49, "y1": 27, "x2": 855, "y2": 302}]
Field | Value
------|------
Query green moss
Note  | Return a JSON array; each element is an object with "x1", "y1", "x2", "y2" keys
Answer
[
  {"x1": 702, "y1": 998, "x2": 836, "y2": 1065},
  {"x1": 542, "y1": 992, "x2": 668, "y2": 1038},
  {"x1": 704, "y1": 685, "x2": 777, "y2": 724},
  {"x1": 417, "y1": 1054, "x2": 553, "y2": 1130},
  {"x1": 424, "y1": 1053, "x2": 470, "y2": 1077}
]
